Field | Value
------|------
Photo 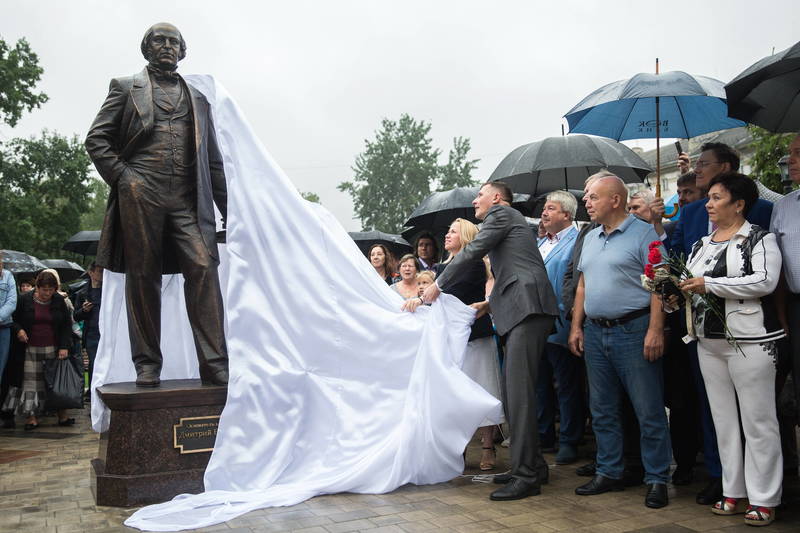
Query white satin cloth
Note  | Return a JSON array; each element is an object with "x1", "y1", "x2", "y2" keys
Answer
[{"x1": 89, "y1": 76, "x2": 501, "y2": 531}]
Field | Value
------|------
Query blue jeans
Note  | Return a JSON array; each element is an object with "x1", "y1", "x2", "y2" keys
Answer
[
  {"x1": 584, "y1": 314, "x2": 672, "y2": 484},
  {"x1": 536, "y1": 342, "x2": 584, "y2": 447},
  {"x1": 0, "y1": 327, "x2": 10, "y2": 382}
]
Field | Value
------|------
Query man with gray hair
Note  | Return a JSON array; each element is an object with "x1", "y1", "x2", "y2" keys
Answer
[
  {"x1": 628, "y1": 189, "x2": 655, "y2": 222},
  {"x1": 536, "y1": 190, "x2": 583, "y2": 465},
  {"x1": 568, "y1": 175, "x2": 671, "y2": 509}
]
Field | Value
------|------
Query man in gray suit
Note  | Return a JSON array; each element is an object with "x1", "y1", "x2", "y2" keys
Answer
[
  {"x1": 85, "y1": 23, "x2": 228, "y2": 387},
  {"x1": 422, "y1": 181, "x2": 558, "y2": 500}
]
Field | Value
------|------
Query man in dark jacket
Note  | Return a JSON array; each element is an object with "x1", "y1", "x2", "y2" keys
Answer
[
  {"x1": 422, "y1": 181, "x2": 558, "y2": 501},
  {"x1": 73, "y1": 263, "x2": 103, "y2": 393},
  {"x1": 85, "y1": 23, "x2": 228, "y2": 387}
]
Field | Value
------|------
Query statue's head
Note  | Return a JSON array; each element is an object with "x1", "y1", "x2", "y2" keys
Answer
[{"x1": 141, "y1": 22, "x2": 186, "y2": 70}]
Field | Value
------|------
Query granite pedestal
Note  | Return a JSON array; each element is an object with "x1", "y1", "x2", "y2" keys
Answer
[{"x1": 91, "y1": 379, "x2": 227, "y2": 507}]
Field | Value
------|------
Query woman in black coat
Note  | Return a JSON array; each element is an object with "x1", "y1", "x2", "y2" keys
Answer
[{"x1": 12, "y1": 270, "x2": 73, "y2": 430}]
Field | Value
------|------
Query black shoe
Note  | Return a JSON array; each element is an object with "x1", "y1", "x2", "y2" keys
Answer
[
  {"x1": 489, "y1": 478, "x2": 541, "y2": 501},
  {"x1": 575, "y1": 474, "x2": 624, "y2": 496},
  {"x1": 136, "y1": 372, "x2": 161, "y2": 387},
  {"x1": 575, "y1": 461, "x2": 597, "y2": 477},
  {"x1": 696, "y1": 477, "x2": 722, "y2": 505},
  {"x1": 1, "y1": 418, "x2": 15, "y2": 429},
  {"x1": 57, "y1": 418, "x2": 76, "y2": 427},
  {"x1": 671, "y1": 465, "x2": 694, "y2": 486},
  {"x1": 24, "y1": 423, "x2": 39, "y2": 431},
  {"x1": 645, "y1": 483, "x2": 669, "y2": 508},
  {"x1": 494, "y1": 467, "x2": 549, "y2": 485}
]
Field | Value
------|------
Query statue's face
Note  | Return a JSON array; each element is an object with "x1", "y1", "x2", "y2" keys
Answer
[{"x1": 146, "y1": 24, "x2": 183, "y2": 70}]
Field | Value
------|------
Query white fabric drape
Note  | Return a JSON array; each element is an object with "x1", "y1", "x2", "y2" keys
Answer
[{"x1": 90, "y1": 75, "x2": 500, "y2": 531}]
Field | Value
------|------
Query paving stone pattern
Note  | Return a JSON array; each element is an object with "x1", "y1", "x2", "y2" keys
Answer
[{"x1": 1, "y1": 410, "x2": 798, "y2": 533}]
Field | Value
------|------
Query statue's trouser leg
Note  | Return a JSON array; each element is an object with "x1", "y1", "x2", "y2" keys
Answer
[
  {"x1": 117, "y1": 172, "x2": 165, "y2": 377},
  {"x1": 167, "y1": 200, "x2": 229, "y2": 382}
]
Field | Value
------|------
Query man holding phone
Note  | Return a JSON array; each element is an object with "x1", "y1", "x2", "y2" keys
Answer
[{"x1": 73, "y1": 263, "x2": 104, "y2": 395}]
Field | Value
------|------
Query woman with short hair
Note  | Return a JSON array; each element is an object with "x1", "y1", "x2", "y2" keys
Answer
[
  {"x1": 391, "y1": 254, "x2": 421, "y2": 299},
  {"x1": 12, "y1": 270, "x2": 74, "y2": 430},
  {"x1": 680, "y1": 172, "x2": 784, "y2": 527}
]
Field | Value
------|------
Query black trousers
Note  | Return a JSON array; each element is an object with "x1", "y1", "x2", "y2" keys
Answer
[
  {"x1": 501, "y1": 314, "x2": 554, "y2": 483},
  {"x1": 117, "y1": 170, "x2": 227, "y2": 381}
]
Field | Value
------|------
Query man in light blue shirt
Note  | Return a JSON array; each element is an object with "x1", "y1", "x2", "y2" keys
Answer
[
  {"x1": 0, "y1": 259, "x2": 18, "y2": 380},
  {"x1": 568, "y1": 175, "x2": 671, "y2": 509}
]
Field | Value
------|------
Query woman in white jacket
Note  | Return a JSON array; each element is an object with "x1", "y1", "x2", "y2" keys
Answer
[{"x1": 681, "y1": 172, "x2": 784, "y2": 527}]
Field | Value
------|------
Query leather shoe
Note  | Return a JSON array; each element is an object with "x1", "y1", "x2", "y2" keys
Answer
[
  {"x1": 493, "y1": 468, "x2": 548, "y2": 485},
  {"x1": 645, "y1": 483, "x2": 668, "y2": 508},
  {"x1": 555, "y1": 443, "x2": 578, "y2": 465},
  {"x1": 575, "y1": 474, "x2": 624, "y2": 496},
  {"x1": 135, "y1": 372, "x2": 161, "y2": 387},
  {"x1": 696, "y1": 477, "x2": 722, "y2": 505},
  {"x1": 575, "y1": 461, "x2": 596, "y2": 477},
  {"x1": 202, "y1": 368, "x2": 229, "y2": 386},
  {"x1": 489, "y1": 478, "x2": 541, "y2": 501}
]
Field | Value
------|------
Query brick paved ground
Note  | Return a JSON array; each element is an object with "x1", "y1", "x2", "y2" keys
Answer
[{"x1": 1, "y1": 409, "x2": 798, "y2": 533}]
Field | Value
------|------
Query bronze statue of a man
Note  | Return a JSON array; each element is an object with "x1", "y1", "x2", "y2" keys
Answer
[{"x1": 86, "y1": 23, "x2": 228, "y2": 387}]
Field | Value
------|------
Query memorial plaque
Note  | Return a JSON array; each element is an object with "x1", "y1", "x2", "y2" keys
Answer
[{"x1": 173, "y1": 415, "x2": 220, "y2": 454}]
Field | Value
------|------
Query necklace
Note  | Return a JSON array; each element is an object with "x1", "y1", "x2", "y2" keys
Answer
[{"x1": 33, "y1": 295, "x2": 51, "y2": 305}]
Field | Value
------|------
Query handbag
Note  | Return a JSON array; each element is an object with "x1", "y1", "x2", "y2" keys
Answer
[{"x1": 43, "y1": 357, "x2": 84, "y2": 410}]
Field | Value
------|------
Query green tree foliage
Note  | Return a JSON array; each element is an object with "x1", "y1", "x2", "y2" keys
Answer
[
  {"x1": 0, "y1": 37, "x2": 49, "y2": 128},
  {"x1": 300, "y1": 190, "x2": 321, "y2": 203},
  {"x1": 0, "y1": 131, "x2": 93, "y2": 258},
  {"x1": 437, "y1": 136, "x2": 479, "y2": 191},
  {"x1": 747, "y1": 125, "x2": 795, "y2": 193},
  {"x1": 339, "y1": 114, "x2": 479, "y2": 233},
  {"x1": 80, "y1": 177, "x2": 109, "y2": 230}
]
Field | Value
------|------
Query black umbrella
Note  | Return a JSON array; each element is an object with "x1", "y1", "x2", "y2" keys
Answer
[
  {"x1": 489, "y1": 135, "x2": 652, "y2": 196},
  {"x1": 725, "y1": 41, "x2": 800, "y2": 133},
  {"x1": 404, "y1": 187, "x2": 532, "y2": 229},
  {"x1": 0, "y1": 250, "x2": 47, "y2": 276},
  {"x1": 348, "y1": 231, "x2": 413, "y2": 259},
  {"x1": 41, "y1": 259, "x2": 86, "y2": 283},
  {"x1": 62, "y1": 230, "x2": 101, "y2": 256},
  {"x1": 528, "y1": 190, "x2": 590, "y2": 222}
]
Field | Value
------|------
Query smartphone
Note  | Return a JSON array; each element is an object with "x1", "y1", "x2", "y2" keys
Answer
[{"x1": 674, "y1": 141, "x2": 683, "y2": 155}]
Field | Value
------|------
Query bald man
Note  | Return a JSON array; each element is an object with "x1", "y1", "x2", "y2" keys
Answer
[{"x1": 568, "y1": 176, "x2": 671, "y2": 509}]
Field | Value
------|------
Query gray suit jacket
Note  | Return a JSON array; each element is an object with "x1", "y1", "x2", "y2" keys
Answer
[
  {"x1": 436, "y1": 205, "x2": 558, "y2": 336},
  {"x1": 85, "y1": 68, "x2": 226, "y2": 274}
]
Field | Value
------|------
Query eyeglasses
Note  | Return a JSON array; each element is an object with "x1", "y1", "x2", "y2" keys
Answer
[{"x1": 694, "y1": 160, "x2": 720, "y2": 169}]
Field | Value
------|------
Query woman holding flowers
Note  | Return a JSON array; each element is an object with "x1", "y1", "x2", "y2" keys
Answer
[{"x1": 679, "y1": 172, "x2": 784, "y2": 526}]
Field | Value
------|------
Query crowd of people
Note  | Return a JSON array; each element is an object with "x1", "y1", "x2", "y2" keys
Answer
[
  {"x1": 0, "y1": 263, "x2": 103, "y2": 430},
  {"x1": 1, "y1": 134, "x2": 798, "y2": 526},
  {"x1": 371, "y1": 135, "x2": 800, "y2": 526}
]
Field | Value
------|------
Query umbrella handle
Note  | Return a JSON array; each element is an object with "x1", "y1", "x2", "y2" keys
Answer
[{"x1": 663, "y1": 202, "x2": 679, "y2": 219}]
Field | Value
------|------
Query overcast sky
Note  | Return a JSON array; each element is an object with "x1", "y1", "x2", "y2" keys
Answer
[{"x1": 3, "y1": 0, "x2": 797, "y2": 230}]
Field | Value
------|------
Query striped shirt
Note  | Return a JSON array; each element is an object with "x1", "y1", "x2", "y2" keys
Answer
[{"x1": 770, "y1": 189, "x2": 800, "y2": 293}]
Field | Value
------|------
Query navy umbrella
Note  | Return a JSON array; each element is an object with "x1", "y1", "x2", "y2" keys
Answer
[
  {"x1": 348, "y1": 230, "x2": 412, "y2": 260},
  {"x1": 725, "y1": 40, "x2": 800, "y2": 133},
  {"x1": 0, "y1": 249, "x2": 47, "y2": 276},
  {"x1": 489, "y1": 135, "x2": 651, "y2": 196},
  {"x1": 62, "y1": 230, "x2": 101, "y2": 256},
  {"x1": 404, "y1": 187, "x2": 532, "y2": 229},
  {"x1": 564, "y1": 63, "x2": 745, "y2": 210},
  {"x1": 41, "y1": 259, "x2": 86, "y2": 283}
]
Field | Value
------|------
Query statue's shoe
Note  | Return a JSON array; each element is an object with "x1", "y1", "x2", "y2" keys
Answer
[{"x1": 135, "y1": 372, "x2": 161, "y2": 387}]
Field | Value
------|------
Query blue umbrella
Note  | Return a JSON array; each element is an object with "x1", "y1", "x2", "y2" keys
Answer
[
  {"x1": 564, "y1": 71, "x2": 745, "y2": 141},
  {"x1": 564, "y1": 63, "x2": 745, "y2": 215}
]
